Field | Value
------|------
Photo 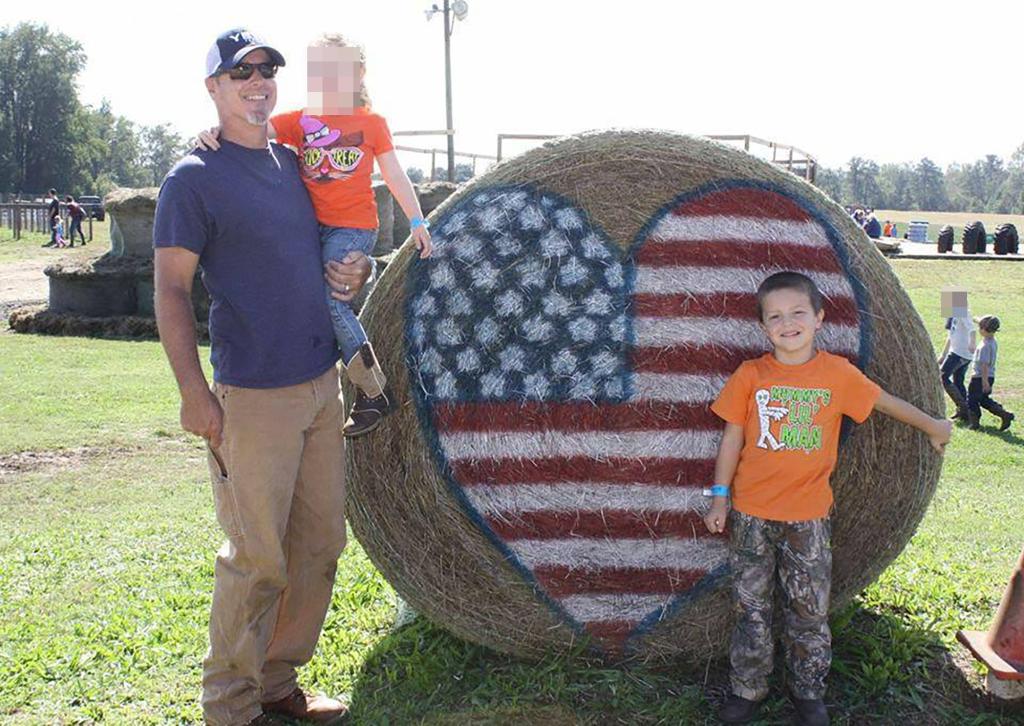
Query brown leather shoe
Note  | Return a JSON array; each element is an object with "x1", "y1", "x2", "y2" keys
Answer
[{"x1": 262, "y1": 688, "x2": 348, "y2": 724}]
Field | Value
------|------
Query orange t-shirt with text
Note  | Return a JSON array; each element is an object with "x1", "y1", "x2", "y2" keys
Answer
[
  {"x1": 710, "y1": 351, "x2": 881, "y2": 522},
  {"x1": 270, "y1": 107, "x2": 394, "y2": 229}
]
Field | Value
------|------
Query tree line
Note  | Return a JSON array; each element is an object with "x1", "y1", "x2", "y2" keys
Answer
[
  {"x1": 4, "y1": 22, "x2": 1024, "y2": 213},
  {"x1": 814, "y1": 149, "x2": 1024, "y2": 214},
  {"x1": 0, "y1": 23, "x2": 189, "y2": 198}
]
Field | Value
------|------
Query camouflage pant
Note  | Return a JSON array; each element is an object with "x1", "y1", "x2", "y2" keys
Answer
[{"x1": 728, "y1": 510, "x2": 832, "y2": 701}]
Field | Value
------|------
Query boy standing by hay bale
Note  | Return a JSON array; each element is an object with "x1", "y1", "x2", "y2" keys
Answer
[{"x1": 704, "y1": 271, "x2": 952, "y2": 726}]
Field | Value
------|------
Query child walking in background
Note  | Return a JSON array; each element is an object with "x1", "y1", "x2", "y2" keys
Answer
[
  {"x1": 52, "y1": 218, "x2": 69, "y2": 248},
  {"x1": 967, "y1": 315, "x2": 1014, "y2": 431},
  {"x1": 938, "y1": 290, "x2": 974, "y2": 420},
  {"x1": 199, "y1": 34, "x2": 431, "y2": 437},
  {"x1": 704, "y1": 271, "x2": 951, "y2": 726}
]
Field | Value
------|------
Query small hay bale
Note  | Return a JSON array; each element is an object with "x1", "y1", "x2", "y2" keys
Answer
[{"x1": 347, "y1": 130, "x2": 944, "y2": 663}]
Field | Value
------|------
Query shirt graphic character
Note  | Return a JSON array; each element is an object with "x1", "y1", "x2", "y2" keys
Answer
[
  {"x1": 298, "y1": 115, "x2": 365, "y2": 183},
  {"x1": 755, "y1": 388, "x2": 789, "y2": 450}
]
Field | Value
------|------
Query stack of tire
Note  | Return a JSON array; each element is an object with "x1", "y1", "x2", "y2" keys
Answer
[
  {"x1": 937, "y1": 225, "x2": 955, "y2": 253},
  {"x1": 993, "y1": 223, "x2": 1019, "y2": 255},
  {"x1": 962, "y1": 221, "x2": 986, "y2": 254}
]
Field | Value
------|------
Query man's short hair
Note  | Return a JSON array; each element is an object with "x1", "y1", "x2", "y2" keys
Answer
[
  {"x1": 48, "y1": 188, "x2": 57, "y2": 195},
  {"x1": 756, "y1": 271, "x2": 824, "y2": 320}
]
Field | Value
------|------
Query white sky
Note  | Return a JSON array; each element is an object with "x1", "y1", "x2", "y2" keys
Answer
[{"x1": 9, "y1": 1, "x2": 1023, "y2": 173}]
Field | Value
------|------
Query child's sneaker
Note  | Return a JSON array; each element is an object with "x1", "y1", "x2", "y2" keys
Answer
[{"x1": 344, "y1": 390, "x2": 394, "y2": 437}]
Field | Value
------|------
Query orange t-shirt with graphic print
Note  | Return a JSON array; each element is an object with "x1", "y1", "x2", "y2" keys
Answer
[
  {"x1": 710, "y1": 351, "x2": 881, "y2": 522},
  {"x1": 270, "y1": 107, "x2": 394, "y2": 229}
]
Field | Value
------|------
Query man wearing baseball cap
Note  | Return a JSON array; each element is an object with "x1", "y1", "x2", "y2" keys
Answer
[{"x1": 154, "y1": 27, "x2": 369, "y2": 725}]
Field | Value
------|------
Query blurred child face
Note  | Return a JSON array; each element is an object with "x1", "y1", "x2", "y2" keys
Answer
[
  {"x1": 940, "y1": 287, "x2": 968, "y2": 318},
  {"x1": 307, "y1": 46, "x2": 363, "y2": 115},
  {"x1": 760, "y1": 288, "x2": 824, "y2": 362}
]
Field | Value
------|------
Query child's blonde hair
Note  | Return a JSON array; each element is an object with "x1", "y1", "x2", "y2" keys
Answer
[{"x1": 312, "y1": 33, "x2": 371, "y2": 108}]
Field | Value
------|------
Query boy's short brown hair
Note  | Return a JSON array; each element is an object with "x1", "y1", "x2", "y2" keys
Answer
[
  {"x1": 976, "y1": 315, "x2": 1000, "y2": 333},
  {"x1": 755, "y1": 271, "x2": 823, "y2": 321}
]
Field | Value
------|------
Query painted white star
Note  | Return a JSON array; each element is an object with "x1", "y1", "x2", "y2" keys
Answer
[
  {"x1": 539, "y1": 228, "x2": 571, "y2": 258},
  {"x1": 495, "y1": 289, "x2": 525, "y2": 318},
  {"x1": 499, "y1": 345, "x2": 526, "y2": 372},
  {"x1": 568, "y1": 317, "x2": 597, "y2": 343},
  {"x1": 559, "y1": 256, "x2": 589, "y2": 287},
  {"x1": 456, "y1": 347, "x2": 481, "y2": 372},
  {"x1": 435, "y1": 318, "x2": 463, "y2": 347},
  {"x1": 474, "y1": 317, "x2": 501, "y2": 347},
  {"x1": 480, "y1": 372, "x2": 505, "y2": 397},
  {"x1": 523, "y1": 372, "x2": 551, "y2": 399}
]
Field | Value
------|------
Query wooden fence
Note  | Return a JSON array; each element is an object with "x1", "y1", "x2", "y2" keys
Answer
[{"x1": 0, "y1": 203, "x2": 93, "y2": 242}]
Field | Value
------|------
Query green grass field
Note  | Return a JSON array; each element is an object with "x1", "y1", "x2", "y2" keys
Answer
[{"x1": 0, "y1": 260, "x2": 1022, "y2": 724}]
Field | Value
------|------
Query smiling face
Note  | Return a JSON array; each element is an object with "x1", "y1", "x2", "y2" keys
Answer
[
  {"x1": 205, "y1": 49, "x2": 277, "y2": 130},
  {"x1": 759, "y1": 287, "x2": 824, "y2": 364}
]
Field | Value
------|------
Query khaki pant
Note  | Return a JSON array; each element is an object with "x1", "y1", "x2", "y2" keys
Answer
[{"x1": 201, "y1": 366, "x2": 347, "y2": 726}]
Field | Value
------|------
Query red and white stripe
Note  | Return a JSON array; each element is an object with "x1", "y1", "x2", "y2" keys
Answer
[{"x1": 434, "y1": 187, "x2": 861, "y2": 652}]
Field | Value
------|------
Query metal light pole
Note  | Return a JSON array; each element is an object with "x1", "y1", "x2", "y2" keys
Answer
[
  {"x1": 443, "y1": 0, "x2": 455, "y2": 183},
  {"x1": 426, "y1": 1, "x2": 468, "y2": 183}
]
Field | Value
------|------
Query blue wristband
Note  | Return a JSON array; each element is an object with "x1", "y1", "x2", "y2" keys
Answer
[
  {"x1": 710, "y1": 484, "x2": 730, "y2": 498},
  {"x1": 411, "y1": 216, "x2": 429, "y2": 230}
]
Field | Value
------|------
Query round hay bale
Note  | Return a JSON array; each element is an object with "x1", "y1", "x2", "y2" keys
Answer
[
  {"x1": 937, "y1": 224, "x2": 955, "y2": 253},
  {"x1": 994, "y1": 223, "x2": 1019, "y2": 255},
  {"x1": 962, "y1": 220, "x2": 986, "y2": 254},
  {"x1": 347, "y1": 130, "x2": 944, "y2": 663}
]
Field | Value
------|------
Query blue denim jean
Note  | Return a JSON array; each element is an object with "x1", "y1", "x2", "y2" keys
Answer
[
  {"x1": 68, "y1": 216, "x2": 85, "y2": 243},
  {"x1": 321, "y1": 225, "x2": 377, "y2": 365},
  {"x1": 940, "y1": 352, "x2": 970, "y2": 401}
]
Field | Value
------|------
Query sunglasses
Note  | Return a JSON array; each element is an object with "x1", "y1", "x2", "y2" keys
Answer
[
  {"x1": 302, "y1": 146, "x2": 362, "y2": 172},
  {"x1": 222, "y1": 62, "x2": 278, "y2": 81}
]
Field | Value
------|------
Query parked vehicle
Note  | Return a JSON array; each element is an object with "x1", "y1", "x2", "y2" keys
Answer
[{"x1": 77, "y1": 195, "x2": 105, "y2": 221}]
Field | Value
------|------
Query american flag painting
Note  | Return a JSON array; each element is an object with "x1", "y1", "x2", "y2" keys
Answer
[{"x1": 405, "y1": 181, "x2": 870, "y2": 655}]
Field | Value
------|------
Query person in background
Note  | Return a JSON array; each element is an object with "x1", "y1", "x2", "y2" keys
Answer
[
  {"x1": 862, "y1": 210, "x2": 881, "y2": 238},
  {"x1": 938, "y1": 290, "x2": 974, "y2": 420},
  {"x1": 967, "y1": 315, "x2": 1014, "y2": 431},
  {"x1": 64, "y1": 195, "x2": 87, "y2": 246},
  {"x1": 43, "y1": 188, "x2": 60, "y2": 247}
]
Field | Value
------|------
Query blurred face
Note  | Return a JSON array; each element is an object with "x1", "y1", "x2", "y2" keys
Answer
[
  {"x1": 760, "y1": 288, "x2": 824, "y2": 361},
  {"x1": 307, "y1": 45, "x2": 363, "y2": 114},
  {"x1": 206, "y1": 49, "x2": 277, "y2": 126},
  {"x1": 940, "y1": 287, "x2": 969, "y2": 317}
]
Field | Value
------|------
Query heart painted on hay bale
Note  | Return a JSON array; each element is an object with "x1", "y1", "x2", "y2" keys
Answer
[
  {"x1": 401, "y1": 180, "x2": 870, "y2": 656},
  {"x1": 346, "y1": 130, "x2": 942, "y2": 663}
]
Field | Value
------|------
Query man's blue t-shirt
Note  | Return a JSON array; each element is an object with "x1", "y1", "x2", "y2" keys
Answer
[{"x1": 154, "y1": 141, "x2": 340, "y2": 388}]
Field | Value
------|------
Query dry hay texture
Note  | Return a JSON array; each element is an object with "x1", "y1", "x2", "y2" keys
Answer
[{"x1": 347, "y1": 130, "x2": 943, "y2": 663}]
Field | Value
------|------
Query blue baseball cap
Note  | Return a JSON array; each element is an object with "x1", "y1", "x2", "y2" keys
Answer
[{"x1": 205, "y1": 28, "x2": 286, "y2": 78}]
